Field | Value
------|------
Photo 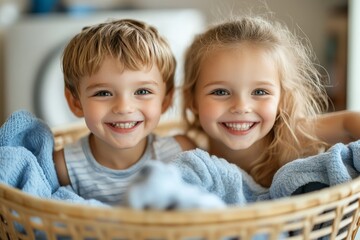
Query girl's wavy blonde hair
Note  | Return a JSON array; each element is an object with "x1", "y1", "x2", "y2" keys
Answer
[
  {"x1": 183, "y1": 16, "x2": 330, "y2": 186},
  {"x1": 62, "y1": 18, "x2": 176, "y2": 99}
]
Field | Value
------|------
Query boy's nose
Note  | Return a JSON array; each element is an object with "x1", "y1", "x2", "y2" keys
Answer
[{"x1": 112, "y1": 96, "x2": 134, "y2": 114}]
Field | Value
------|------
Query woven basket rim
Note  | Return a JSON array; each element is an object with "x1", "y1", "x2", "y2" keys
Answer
[{"x1": 2, "y1": 175, "x2": 360, "y2": 225}]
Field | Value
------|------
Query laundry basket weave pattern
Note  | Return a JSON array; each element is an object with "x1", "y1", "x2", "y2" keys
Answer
[{"x1": 0, "y1": 122, "x2": 360, "y2": 240}]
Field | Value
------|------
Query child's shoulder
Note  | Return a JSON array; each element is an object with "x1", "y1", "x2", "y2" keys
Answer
[
  {"x1": 174, "y1": 134, "x2": 197, "y2": 151},
  {"x1": 53, "y1": 148, "x2": 70, "y2": 186},
  {"x1": 151, "y1": 133, "x2": 196, "y2": 151},
  {"x1": 52, "y1": 132, "x2": 90, "y2": 186}
]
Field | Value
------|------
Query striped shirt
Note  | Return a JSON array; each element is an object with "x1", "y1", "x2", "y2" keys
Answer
[{"x1": 64, "y1": 134, "x2": 182, "y2": 205}]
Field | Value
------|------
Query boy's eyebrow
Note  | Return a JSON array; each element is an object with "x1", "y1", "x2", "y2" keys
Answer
[
  {"x1": 85, "y1": 80, "x2": 161, "y2": 91},
  {"x1": 137, "y1": 80, "x2": 161, "y2": 86},
  {"x1": 85, "y1": 83, "x2": 108, "y2": 91}
]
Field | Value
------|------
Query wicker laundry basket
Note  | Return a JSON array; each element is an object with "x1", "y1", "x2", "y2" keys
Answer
[{"x1": 1, "y1": 122, "x2": 360, "y2": 240}]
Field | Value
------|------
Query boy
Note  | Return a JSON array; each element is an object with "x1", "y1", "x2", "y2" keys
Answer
[{"x1": 53, "y1": 19, "x2": 194, "y2": 205}]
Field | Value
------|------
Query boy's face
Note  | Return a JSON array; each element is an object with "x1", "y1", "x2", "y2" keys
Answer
[
  {"x1": 193, "y1": 44, "x2": 281, "y2": 151},
  {"x1": 67, "y1": 57, "x2": 170, "y2": 150}
]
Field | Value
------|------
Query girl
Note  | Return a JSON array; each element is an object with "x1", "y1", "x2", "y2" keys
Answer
[{"x1": 182, "y1": 15, "x2": 360, "y2": 187}]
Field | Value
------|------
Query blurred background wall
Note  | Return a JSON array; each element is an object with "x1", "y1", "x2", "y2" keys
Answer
[{"x1": 0, "y1": 0, "x2": 352, "y2": 127}]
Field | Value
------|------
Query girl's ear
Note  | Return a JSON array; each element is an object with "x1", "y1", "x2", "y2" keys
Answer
[
  {"x1": 189, "y1": 97, "x2": 198, "y2": 114},
  {"x1": 65, "y1": 88, "x2": 84, "y2": 117},
  {"x1": 161, "y1": 88, "x2": 174, "y2": 113}
]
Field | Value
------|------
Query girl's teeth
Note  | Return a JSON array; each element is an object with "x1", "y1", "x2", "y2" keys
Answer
[
  {"x1": 225, "y1": 122, "x2": 253, "y2": 131},
  {"x1": 112, "y1": 122, "x2": 137, "y2": 129}
]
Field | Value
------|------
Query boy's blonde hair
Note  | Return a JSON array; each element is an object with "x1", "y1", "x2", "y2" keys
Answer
[
  {"x1": 183, "y1": 16, "x2": 329, "y2": 186},
  {"x1": 62, "y1": 19, "x2": 176, "y2": 99}
]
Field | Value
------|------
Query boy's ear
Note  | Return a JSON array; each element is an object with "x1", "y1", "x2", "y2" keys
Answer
[
  {"x1": 65, "y1": 88, "x2": 84, "y2": 117},
  {"x1": 161, "y1": 88, "x2": 174, "y2": 113}
]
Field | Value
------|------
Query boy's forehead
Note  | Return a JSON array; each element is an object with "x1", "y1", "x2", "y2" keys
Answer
[
  {"x1": 95, "y1": 57, "x2": 162, "y2": 78},
  {"x1": 99, "y1": 55, "x2": 157, "y2": 72}
]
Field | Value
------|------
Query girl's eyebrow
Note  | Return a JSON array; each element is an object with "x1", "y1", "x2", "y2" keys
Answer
[
  {"x1": 203, "y1": 80, "x2": 228, "y2": 88},
  {"x1": 203, "y1": 79, "x2": 278, "y2": 88},
  {"x1": 254, "y1": 80, "x2": 277, "y2": 86}
]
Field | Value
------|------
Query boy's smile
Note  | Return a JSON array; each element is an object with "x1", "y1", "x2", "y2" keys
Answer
[{"x1": 107, "y1": 121, "x2": 142, "y2": 132}]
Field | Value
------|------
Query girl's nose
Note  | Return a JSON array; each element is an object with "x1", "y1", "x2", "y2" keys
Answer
[
  {"x1": 230, "y1": 96, "x2": 252, "y2": 114},
  {"x1": 112, "y1": 96, "x2": 134, "y2": 114}
]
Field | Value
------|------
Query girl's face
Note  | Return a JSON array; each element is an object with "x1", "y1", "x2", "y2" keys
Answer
[
  {"x1": 194, "y1": 44, "x2": 281, "y2": 151},
  {"x1": 67, "y1": 57, "x2": 170, "y2": 151}
]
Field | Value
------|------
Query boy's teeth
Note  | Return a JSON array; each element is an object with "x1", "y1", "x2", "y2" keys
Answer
[
  {"x1": 225, "y1": 122, "x2": 253, "y2": 131},
  {"x1": 112, "y1": 122, "x2": 137, "y2": 129}
]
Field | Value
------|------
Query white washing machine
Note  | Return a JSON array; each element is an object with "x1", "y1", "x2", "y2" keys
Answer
[{"x1": 4, "y1": 9, "x2": 205, "y2": 127}]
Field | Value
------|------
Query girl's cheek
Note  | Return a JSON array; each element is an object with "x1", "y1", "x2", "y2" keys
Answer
[{"x1": 264, "y1": 102, "x2": 279, "y2": 121}]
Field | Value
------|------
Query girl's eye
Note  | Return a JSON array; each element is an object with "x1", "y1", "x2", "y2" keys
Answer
[
  {"x1": 252, "y1": 89, "x2": 268, "y2": 95},
  {"x1": 94, "y1": 91, "x2": 112, "y2": 97},
  {"x1": 135, "y1": 89, "x2": 151, "y2": 95},
  {"x1": 210, "y1": 89, "x2": 230, "y2": 96}
]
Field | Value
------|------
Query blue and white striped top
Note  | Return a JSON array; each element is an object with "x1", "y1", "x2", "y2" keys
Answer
[{"x1": 63, "y1": 134, "x2": 182, "y2": 205}]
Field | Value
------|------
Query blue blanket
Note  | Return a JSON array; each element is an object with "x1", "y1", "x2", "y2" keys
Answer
[
  {"x1": 171, "y1": 141, "x2": 360, "y2": 205},
  {"x1": 173, "y1": 149, "x2": 268, "y2": 205},
  {"x1": 0, "y1": 110, "x2": 105, "y2": 206},
  {"x1": 126, "y1": 133, "x2": 360, "y2": 215}
]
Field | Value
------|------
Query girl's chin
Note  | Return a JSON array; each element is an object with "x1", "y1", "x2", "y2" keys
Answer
[{"x1": 225, "y1": 145, "x2": 251, "y2": 151}]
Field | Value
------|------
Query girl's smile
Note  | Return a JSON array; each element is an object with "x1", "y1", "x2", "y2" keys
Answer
[
  {"x1": 194, "y1": 43, "x2": 281, "y2": 152},
  {"x1": 221, "y1": 121, "x2": 258, "y2": 134}
]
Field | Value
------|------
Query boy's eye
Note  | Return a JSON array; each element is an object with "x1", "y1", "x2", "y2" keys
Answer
[
  {"x1": 252, "y1": 89, "x2": 268, "y2": 95},
  {"x1": 94, "y1": 91, "x2": 112, "y2": 97},
  {"x1": 210, "y1": 89, "x2": 230, "y2": 96},
  {"x1": 135, "y1": 89, "x2": 151, "y2": 95}
]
